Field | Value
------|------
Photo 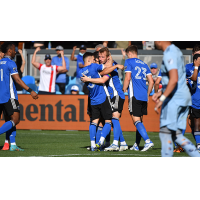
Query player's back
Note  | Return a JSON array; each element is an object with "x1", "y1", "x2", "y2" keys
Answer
[
  {"x1": 161, "y1": 44, "x2": 191, "y2": 106},
  {"x1": 0, "y1": 57, "x2": 18, "y2": 104},
  {"x1": 125, "y1": 58, "x2": 151, "y2": 101},
  {"x1": 79, "y1": 63, "x2": 108, "y2": 105}
]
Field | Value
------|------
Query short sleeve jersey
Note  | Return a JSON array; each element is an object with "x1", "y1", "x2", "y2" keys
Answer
[
  {"x1": 185, "y1": 63, "x2": 200, "y2": 109},
  {"x1": 38, "y1": 64, "x2": 59, "y2": 93},
  {"x1": 124, "y1": 58, "x2": 151, "y2": 101},
  {"x1": 0, "y1": 57, "x2": 18, "y2": 103},
  {"x1": 161, "y1": 44, "x2": 191, "y2": 106},
  {"x1": 75, "y1": 54, "x2": 84, "y2": 78},
  {"x1": 51, "y1": 56, "x2": 70, "y2": 83},
  {"x1": 105, "y1": 62, "x2": 125, "y2": 100},
  {"x1": 79, "y1": 63, "x2": 109, "y2": 105}
]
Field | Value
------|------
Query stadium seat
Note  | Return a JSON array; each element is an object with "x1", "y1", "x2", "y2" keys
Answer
[
  {"x1": 68, "y1": 76, "x2": 77, "y2": 85},
  {"x1": 56, "y1": 91, "x2": 62, "y2": 94},
  {"x1": 65, "y1": 84, "x2": 82, "y2": 94},
  {"x1": 22, "y1": 75, "x2": 35, "y2": 85},
  {"x1": 55, "y1": 84, "x2": 60, "y2": 92},
  {"x1": 150, "y1": 89, "x2": 155, "y2": 96},
  {"x1": 23, "y1": 84, "x2": 38, "y2": 94},
  {"x1": 79, "y1": 91, "x2": 85, "y2": 95}
]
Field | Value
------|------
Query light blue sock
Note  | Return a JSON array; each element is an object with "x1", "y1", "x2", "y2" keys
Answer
[
  {"x1": 134, "y1": 121, "x2": 149, "y2": 141},
  {"x1": 89, "y1": 122, "x2": 97, "y2": 142},
  {"x1": 101, "y1": 122, "x2": 112, "y2": 139},
  {"x1": 136, "y1": 130, "x2": 142, "y2": 146},
  {"x1": 174, "y1": 134, "x2": 200, "y2": 157},
  {"x1": 9, "y1": 126, "x2": 16, "y2": 143},
  {"x1": 159, "y1": 132, "x2": 174, "y2": 157},
  {"x1": 0, "y1": 121, "x2": 14, "y2": 135},
  {"x1": 96, "y1": 126, "x2": 103, "y2": 143},
  {"x1": 112, "y1": 118, "x2": 121, "y2": 141}
]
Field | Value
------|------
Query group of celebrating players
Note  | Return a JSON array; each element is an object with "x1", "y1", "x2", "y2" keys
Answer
[{"x1": 0, "y1": 41, "x2": 200, "y2": 157}]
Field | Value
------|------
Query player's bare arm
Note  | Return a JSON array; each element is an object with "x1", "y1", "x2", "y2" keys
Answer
[
  {"x1": 70, "y1": 46, "x2": 77, "y2": 61},
  {"x1": 57, "y1": 51, "x2": 67, "y2": 73},
  {"x1": 123, "y1": 72, "x2": 131, "y2": 92},
  {"x1": 31, "y1": 47, "x2": 41, "y2": 69},
  {"x1": 146, "y1": 74, "x2": 154, "y2": 98},
  {"x1": 154, "y1": 69, "x2": 178, "y2": 114},
  {"x1": 18, "y1": 49, "x2": 26, "y2": 73},
  {"x1": 81, "y1": 74, "x2": 109, "y2": 84},
  {"x1": 12, "y1": 73, "x2": 38, "y2": 100}
]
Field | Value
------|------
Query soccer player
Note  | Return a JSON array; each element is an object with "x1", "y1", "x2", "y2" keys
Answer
[
  {"x1": 82, "y1": 47, "x2": 128, "y2": 151},
  {"x1": 0, "y1": 42, "x2": 38, "y2": 151},
  {"x1": 185, "y1": 44, "x2": 200, "y2": 152},
  {"x1": 153, "y1": 41, "x2": 200, "y2": 157},
  {"x1": 123, "y1": 45, "x2": 154, "y2": 152},
  {"x1": 79, "y1": 52, "x2": 124, "y2": 151}
]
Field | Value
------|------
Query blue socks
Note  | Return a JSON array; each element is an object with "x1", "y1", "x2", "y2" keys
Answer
[
  {"x1": 0, "y1": 121, "x2": 14, "y2": 135},
  {"x1": 101, "y1": 122, "x2": 112, "y2": 139},
  {"x1": 194, "y1": 132, "x2": 200, "y2": 146},
  {"x1": 134, "y1": 121, "x2": 149, "y2": 141},
  {"x1": 89, "y1": 122, "x2": 97, "y2": 142},
  {"x1": 96, "y1": 126, "x2": 103, "y2": 143},
  {"x1": 9, "y1": 126, "x2": 16, "y2": 143},
  {"x1": 119, "y1": 129, "x2": 125, "y2": 142},
  {"x1": 112, "y1": 118, "x2": 121, "y2": 141}
]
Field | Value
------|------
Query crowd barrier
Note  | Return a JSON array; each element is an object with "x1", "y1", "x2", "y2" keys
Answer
[{"x1": 0, "y1": 95, "x2": 191, "y2": 133}]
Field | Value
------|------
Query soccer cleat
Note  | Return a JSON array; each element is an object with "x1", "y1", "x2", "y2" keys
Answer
[
  {"x1": 119, "y1": 144, "x2": 128, "y2": 151},
  {"x1": 104, "y1": 144, "x2": 119, "y2": 151},
  {"x1": 10, "y1": 145, "x2": 24, "y2": 151},
  {"x1": 1, "y1": 143, "x2": 9, "y2": 150},
  {"x1": 141, "y1": 141, "x2": 154, "y2": 152},
  {"x1": 95, "y1": 142, "x2": 104, "y2": 151},
  {"x1": 91, "y1": 147, "x2": 95, "y2": 152},
  {"x1": 174, "y1": 146, "x2": 184, "y2": 153},
  {"x1": 130, "y1": 143, "x2": 139, "y2": 151}
]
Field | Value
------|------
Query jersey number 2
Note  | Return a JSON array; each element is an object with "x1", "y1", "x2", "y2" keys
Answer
[{"x1": 135, "y1": 66, "x2": 147, "y2": 80}]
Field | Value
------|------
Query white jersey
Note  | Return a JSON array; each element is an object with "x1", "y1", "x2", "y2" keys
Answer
[{"x1": 38, "y1": 64, "x2": 58, "y2": 92}]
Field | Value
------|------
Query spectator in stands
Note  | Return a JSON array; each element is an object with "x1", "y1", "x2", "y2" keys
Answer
[
  {"x1": 95, "y1": 44, "x2": 105, "y2": 51},
  {"x1": 15, "y1": 49, "x2": 26, "y2": 94},
  {"x1": 70, "y1": 44, "x2": 87, "y2": 90},
  {"x1": 70, "y1": 85, "x2": 79, "y2": 95},
  {"x1": 31, "y1": 47, "x2": 66, "y2": 94},
  {"x1": 51, "y1": 45, "x2": 69, "y2": 94},
  {"x1": 115, "y1": 41, "x2": 131, "y2": 49},
  {"x1": 150, "y1": 62, "x2": 162, "y2": 93}
]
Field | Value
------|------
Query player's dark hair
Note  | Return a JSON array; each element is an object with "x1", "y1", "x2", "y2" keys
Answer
[
  {"x1": 1, "y1": 42, "x2": 15, "y2": 54},
  {"x1": 99, "y1": 47, "x2": 110, "y2": 57},
  {"x1": 93, "y1": 51, "x2": 99, "y2": 60},
  {"x1": 83, "y1": 52, "x2": 93, "y2": 62},
  {"x1": 125, "y1": 45, "x2": 138, "y2": 54},
  {"x1": 193, "y1": 44, "x2": 200, "y2": 54}
]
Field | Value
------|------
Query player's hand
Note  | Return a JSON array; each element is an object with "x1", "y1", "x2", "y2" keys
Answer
[
  {"x1": 152, "y1": 91, "x2": 162, "y2": 102},
  {"x1": 18, "y1": 49, "x2": 23, "y2": 55},
  {"x1": 73, "y1": 46, "x2": 77, "y2": 51},
  {"x1": 154, "y1": 100, "x2": 163, "y2": 114},
  {"x1": 194, "y1": 57, "x2": 200, "y2": 67},
  {"x1": 81, "y1": 74, "x2": 90, "y2": 82},
  {"x1": 35, "y1": 47, "x2": 41, "y2": 53},
  {"x1": 117, "y1": 64, "x2": 124, "y2": 70},
  {"x1": 31, "y1": 91, "x2": 39, "y2": 100}
]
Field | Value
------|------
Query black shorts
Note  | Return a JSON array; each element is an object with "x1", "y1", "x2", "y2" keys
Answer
[
  {"x1": 128, "y1": 96, "x2": 147, "y2": 117},
  {"x1": 111, "y1": 95, "x2": 125, "y2": 113},
  {"x1": 91, "y1": 97, "x2": 112, "y2": 121},
  {"x1": 0, "y1": 98, "x2": 20, "y2": 117},
  {"x1": 189, "y1": 107, "x2": 200, "y2": 118},
  {"x1": 87, "y1": 96, "x2": 92, "y2": 116}
]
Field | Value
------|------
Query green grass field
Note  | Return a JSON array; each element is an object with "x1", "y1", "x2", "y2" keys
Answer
[{"x1": 0, "y1": 130, "x2": 196, "y2": 157}]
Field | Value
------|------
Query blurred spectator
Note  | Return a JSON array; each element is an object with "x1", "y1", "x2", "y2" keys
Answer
[
  {"x1": 32, "y1": 41, "x2": 45, "y2": 49},
  {"x1": 31, "y1": 47, "x2": 66, "y2": 94},
  {"x1": 15, "y1": 49, "x2": 26, "y2": 93},
  {"x1": 115, "y1": 41, "x2": 131, "y2": 49},
  {"x1": 0, "y1": 48, "x2": 4, "y2": 59},
  {"x1": 71, "y1": 85, "x2": 79, "y2": 95},
  {"x1": 150, "y1": 62, "x2": 162, "y2": 93},
  {"x1": 95, "y1": 44, "x2": 105, "y2": 51},
  {"x1": 70, "y1": 44, "x2": 87, "y2": 90},
  {"x1": 51, "y1": 45, "x2": 69, "y2": 94}
]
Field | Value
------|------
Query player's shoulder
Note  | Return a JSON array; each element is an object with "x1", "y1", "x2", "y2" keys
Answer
[{"x1": 185, "y1": 62, "x2": 193, "y2": 68}]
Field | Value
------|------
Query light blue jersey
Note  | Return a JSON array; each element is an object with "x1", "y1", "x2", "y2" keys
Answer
[
  {"x1": 79, "y1": 63, "x2": 109, "y2": 105},
  {"x1": 0, "y1": 57, "x2": 18, "y2": 103},
  {"x1": 124, "y1": 58, "x2": 151, "y2": 101},
  {"x1": 160, "y1": 44, "x2": 192, "y2": 130},
  {"x1": 185, "y1": 63, "x2": 200, "y2": 109}
]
